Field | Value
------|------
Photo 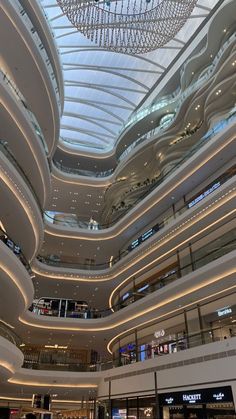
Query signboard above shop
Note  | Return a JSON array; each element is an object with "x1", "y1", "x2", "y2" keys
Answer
[
  {"x1": 159, "y1": 386, "x2": 233, "y2": 406},
  {"x1": 128, "y1": 223, "x2": 159, "y2": 251}
]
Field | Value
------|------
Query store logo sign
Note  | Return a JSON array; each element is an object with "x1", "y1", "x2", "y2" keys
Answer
[
  {"x1": 213, "y1": 392, "x2": 224, "y2": 401},
  {"x1": 188, "y1": 182, "x2": 220, "y2": 208},
  {"x1": 182, "y1": 394, "x2": 201, "y2": 403},
  {"x1": 217, "y1": 307, "x2": 232, "y2": 317},
  {"x1": 165, "y1": 397, "x2": 174, "y2": 404},
  {"x1": 154, "y1": 329, "x2": 165, "y2": 339}
]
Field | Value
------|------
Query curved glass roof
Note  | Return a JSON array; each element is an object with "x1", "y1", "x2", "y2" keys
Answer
[{"x1": 40, "y1": 0, "x2": 219, "y2": 152}]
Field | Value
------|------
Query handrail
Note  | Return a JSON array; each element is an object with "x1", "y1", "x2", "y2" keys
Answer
[
  {"x1": 121, "y1": 32, "x2": 236, "y2": 133},
  {"x1": 34, "y1": 231, "x2": 236, "y2": 318},
  {"x1": 16, "y1": 0, "x2": 62, "y2": 112},
  {"x1": 0, "y1": 70, "x2": 49, "y2": 155},
  {"x1": 0, "y1": 140, "x2": 43, "y2": 213},
  {"x1": 0, "y1": 227, "x2": 32, "y2": 275},
  {"x1": 22, "y1": 322, "x2": 236, "y2": 372},
  {"x1": 53, "y1": 159, "x2": 114, "y2": 178},
  {"x1": 0, "y1": 321, "x2": 22, "y2": 349}
]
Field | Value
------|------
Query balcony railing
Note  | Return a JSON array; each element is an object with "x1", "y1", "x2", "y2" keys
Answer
[
  {"x1": 41, "y1": 165, "x2": 236, "y2": 272},
  {"x1": 0, "y1": 140, "x2": 43, "y2": 213},
  {"x1": 0, "y1": 321, "x2": 22, "y2": 349},
  {"x1": 16, "y1": 0, "x2": 62, "y2": 112},
  {"x1": 34, "y1": 228, "x2": 236, "y2": 318},
  {"x1": 0, "y1": 70, "x2": 49, "y2": 155},
  {"x1": 0, "y1": 227, "x2": 32, "y2": 275},
  {"x1": 22, "y1": 323, "x2": 236, "y2": 372},
  {"x1": 53, "y1": 160, "x2": 114, "y2": 178}
]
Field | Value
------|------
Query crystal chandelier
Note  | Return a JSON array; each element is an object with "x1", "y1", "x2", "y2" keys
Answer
[{"x1": 57, "y1": 0, "x2": 198, "y2": 54}]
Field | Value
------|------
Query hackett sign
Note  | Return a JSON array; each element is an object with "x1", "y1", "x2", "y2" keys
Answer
[
  {"x1": 183, "y1": 394, "x2": 201, "y2": 403},
  {"x1": 159, "y1": 386, "x2": 233, "y2": 405}
]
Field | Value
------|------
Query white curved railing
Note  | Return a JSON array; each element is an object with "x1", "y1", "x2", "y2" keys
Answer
[{"x1": 12, "y1": 0, "x2": 62, "y2": 113}]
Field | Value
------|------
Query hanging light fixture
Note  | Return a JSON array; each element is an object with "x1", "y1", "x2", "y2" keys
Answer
[{"x1": 57, "y1": 0, "x2": 198, "y2": 54}]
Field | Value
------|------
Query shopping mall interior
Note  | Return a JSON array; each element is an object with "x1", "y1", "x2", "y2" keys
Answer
[{"x1": 0, "y1": 0, "x2": 236, "y2": 418}]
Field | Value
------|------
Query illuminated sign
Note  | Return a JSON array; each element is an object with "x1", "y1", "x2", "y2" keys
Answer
[
  {"x1": 217, "y1": 307, "x2": 232, "y2": 317},
  {"x1": 128, "y1": 223, "x2": 159, "y2": 252},
  {"x1": 138, "y1": 284, "x2": 149, "y2": 293},
  {"x1": 122, "y1": 292, "x2": 130, "y2": 301},
  {"x1": 213, "y1": 392, "x2": 225, "y2": 401},
  {"x1": 182, "y1": 394, "x2": 201, "y2": 403},
  {"x1": 165, "y1": 397, "x2": 174, "y2": 405},
  {"x1": 159, "y1": 386, "x2": 233, "y2": 405},
  {"x1": 188, "y1": 181, "x2": 221, "y2": 209},
  {"x1": 154, "y1": 329, "x2": 165, "y2": 339}
]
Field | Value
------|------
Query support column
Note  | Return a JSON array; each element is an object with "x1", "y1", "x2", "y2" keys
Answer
[
  {"x1": 135, "y1": 329, "x2": 138, "y2": 362},
  {"x1": 176, "y1": 250, "x2": 181, "y2": 278},
  {"x1": 108, "y1": 380, "x2": 112, "y2": 419},
  {"x1": 189, "y1": 242, "x2": 194, "y2": 271},
  {"x1": 184, "y1": 310, "x2": 190, "y2": 349},
  {"x1": 154, "y1": 372, "x2": 161, "y2": 419},
  {"x1": 197, "y1": 304, "x2": 205, "y2": 344}
]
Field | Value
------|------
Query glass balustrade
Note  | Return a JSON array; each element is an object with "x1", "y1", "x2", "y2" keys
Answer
[
  {"x1": 22, "y1": 321, "x2": 236, "y2": 373},
  {"x1": 0, "y1": 140, "x2": 43, "y2": 212},
  {"x1": 0, "y1": 321, "x2": 22, "y2": 348},
  {"x1": 35, "y1": 227, "x2": 236, "y2": 317},
  {"x1": 17, "y1": 1, "x2": 62, "y2": 111},
  {"x1": 0, "y1": 227, "x2": 32, "y2": 275},
  {"x1": 0, "y1": 71, "x2": 49, "y2": 155}
]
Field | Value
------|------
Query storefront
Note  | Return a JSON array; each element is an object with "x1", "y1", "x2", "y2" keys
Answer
[
  {"x1": 102, "y1": 386, "x2": 235, "y2": 419},
  {"x1": 159, "y1": 386, "x2": 236, "y2": 418}
]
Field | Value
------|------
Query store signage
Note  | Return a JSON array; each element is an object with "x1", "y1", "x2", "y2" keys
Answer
[
  {"x1": 182, "y1": 393, "x2": 201, "y2": 403},
  {"x1": 188, "y1": 181, "x2": 221, "y2": 209},
  {"x1": 119, "y1": 343, "x2": 135, "y2": 353},
  {"x1": 128, "y1": 223, "x2": 159, "y2": 251},
  {"x1": 154, "y1": 329, "x2": 165, "y2": 339},
  {"x1": 165, "y1": 397, "x2": 174, "y2": 405},
  {"x1": 138, "y1": 284, "x2": 149, "y2": 293},
  {"x1": 122, "y1": 292, "x2": 130, "y2": 301},
  {"x1": 159, "y1": 386, "x2": 233, "y2": 406},
  {"x1": 213, "y1": 392, "x2": 225, "y2": 401},
  {"x1": 217, "y1": 306, "x2": 232, "y2": 317},
  {"x1": 144, "y1": 407, "x2": 152, "y2": 417}
]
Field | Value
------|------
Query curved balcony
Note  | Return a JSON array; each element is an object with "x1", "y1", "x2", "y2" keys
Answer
[
  {"x1": 0, "y1": 332, "x2": 23, "y2": 382},
  {"x1": 19, "y1": 0, "x2": 64, "y2": 111},
  {"x1": 53, "y1": 159, "x2": 114, "y2": 179},
  {"x1": 45, "y1": 159, "x2": 236, "y2": 253},
  {"x1": 114, "y1": 26, "x2": 236, "y2": 157},
  {"x1": 0, "y1": 70, "x2": 51, "y2": 209},
  {"x1": 22, "y1": 325, "x2": 236, "y2": 373},
  {"x1": 0, "y1": 238, "x2": 34, "y2": 327},
  {"x1": 0, "y1": 228, "x2": 32, "y2": 276},
  {"x1": 49, "y1": 108, "x2": 236, "y2": 232},
  {"x1": 0, "y1": 0, "x2": 61, "y2": 154},
  {"x1": 36, "y1": 171, "x2": 236, "y2": 290},
  {"x1": 0, "y1": 322, "x2": 22, "y2": 349},
  {"x1": 33, "y1": 227, "x2": 236, "y2": 319},
  {"x1": 0, "y1": 146, "x2": 44, "y2": 260},
  {"x1": 58, "y1": 28, "x2": 236, "y2": 167}
]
